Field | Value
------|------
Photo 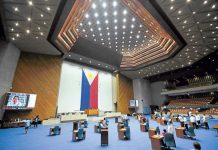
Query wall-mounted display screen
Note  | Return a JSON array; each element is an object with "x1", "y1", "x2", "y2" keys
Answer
[
  {"x1": 4, "y1": 92, "x2": 37, "y2": 110},
  {"x1": 129, "y1": 100, "x2": 139, "y2": 108}
]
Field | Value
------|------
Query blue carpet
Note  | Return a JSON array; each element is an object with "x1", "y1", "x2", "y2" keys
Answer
[{"x1": 0, "y1": 117, "x2": 218, "y2": 150}]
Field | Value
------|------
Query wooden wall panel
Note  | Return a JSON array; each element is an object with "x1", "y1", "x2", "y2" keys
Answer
[
  {"x1": 3, "y1": 53, "x2": 62, "y2": 121},
  {"x1": 117, "y1": 74, "x2": 134, "y2": 114}
]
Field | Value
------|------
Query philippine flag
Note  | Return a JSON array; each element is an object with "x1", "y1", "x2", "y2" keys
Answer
[{"x1": 80, "y1": 69, "x2": 98, "y2": 110}]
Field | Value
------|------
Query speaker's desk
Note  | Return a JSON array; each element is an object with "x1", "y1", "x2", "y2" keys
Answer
[{"x1": 150, "y1": 135, "x2": 164, "y2": 150}]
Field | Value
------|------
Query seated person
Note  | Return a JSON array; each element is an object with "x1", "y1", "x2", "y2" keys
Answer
[
  {"x1": 99, "y1": 120, "x2": 107, "y2": 129},
  {"x1": 192, "y1": 142, "x2": 201, "y2": 150}
]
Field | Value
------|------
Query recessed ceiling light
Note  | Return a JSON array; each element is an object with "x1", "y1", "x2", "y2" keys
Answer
[
  {"x1": 131, "y1": 24, "x2": 134, "y2": 28},
  {"x1": 88, "y1": 21, "x2": 91, "y2": 25},
  {"x1": 96, "y1": 20, "x2": 100, "y2": 25},
  {"x1": 114, "y1": 26, "x2": 118, "y2": 30},
  {"x1": 178, "y1": 10, "x2": 182, "y2": 14},
  {"x1": 105, "y1": 20, "x2": 109, "y2": 24},
  {"x1": 123, "y1": 10, "x2": 127, "y2": 15},
  {"x1": 112, "y1": 1, "x2": 117, "y2": 7},
  {"x1": 15, "y1": 22, "x2": 19, "y2": 26},
  {"x1": 14, "y1": 7, "x2": 18, "y2": 11},
  {"x1": 192, "y1": 11, "x2": 196, "y2": 14},
  {"x1": 94, "y1": 12, "x2": 99, "y2": 17},
  {"x1": 102, "y1": 2, "x2": 107, "y2": 8},
  {"x1": 123, "y1": 18, "x2": 127, "y2": 23},
  {"x1": 36, "y1": 36, "x2": 38, "y2": 39},
  {"x1": 104, "y1": 12, "x2": 108, "y2": 17},
  {"x1": 27, "y1": 17, "x2": 31, "y2": 21},
  {"x1": 114, "y1": 19, "x2": 117, "y2": 23},
  {"x1": 12, "y1": 37, "x2": 15, "y2": 40},
  {"x1": 28, "y1": 1, "x2": 33, "y2": 6},
  {"x1": 85, "y1": 13, "x2": 89, "y2": 18},
  {"x1": 203, "y1": 1, "x2": 208, "y2": 5},
  {"x1": 92, "y1": 3, "x2": 97, "y2": 9},
  {"x1": 16, "y1": 33, "x2": 19, "y2": 37},
  {"x1": 132, "y1": 18, "x2": 135, "y2": 22},
  {"x1": 26, "y1": 29, "x2": 30, "y2": 34},
  {"x1": 43, "y1": 22, "x2": 46, "y2": 25},
  {"x1": 122, "y1": 25, "x2": 126, "y2": 29},
  {"x1": 212, "y1": 4, "x2": 216, "y2": 9},
  {"x1": 40, "y1": 14, "x2": 44, "y2": 17},
  {"x1": 170, "y1": 6, "x2": 174, "y2": 10},
  {"x1": 11, "y1": 28, "x2": 14, "y2": 31},
  {"x1": 40, "y1": 32, "x2": 43, "y2": 35},
  {"x1": 207, "y1": 13, "x2": 211, "y2": 17},
  {"x1": 90, "y1": 28, "x2": 93, "y2": 32},
  {"x1": 136, "y1": 35, "x2": 140, "y2": 39},
  {"x1": 46, "y1": 7, "x2": 50, "y2": 11},
  {"x1": 214, "y1": 16, "x2": 217, "y2": 20},
  {"x1": 113, "y1": 11, "x2": 117, "y2": 16}
]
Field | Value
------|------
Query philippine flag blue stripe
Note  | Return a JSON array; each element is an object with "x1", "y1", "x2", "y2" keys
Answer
[{"x1": 80, "y1": 70, "x2": 90, "y2": 110}]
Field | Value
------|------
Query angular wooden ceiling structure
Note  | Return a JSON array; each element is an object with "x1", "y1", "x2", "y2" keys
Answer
[{"x1": 55, "y1": 0, "x2": 178, "y2": 69}]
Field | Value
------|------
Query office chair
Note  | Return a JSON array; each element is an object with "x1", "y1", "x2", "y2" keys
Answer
[
  {"x1": 84, "y1": 120, "x2": 88, "y2": 128},
  {"x1": 125, "y1": 127, "x2": 131, "y2": 140},
  {"x1": 164, "y1": 133, "x2": 176, "y2": 148},
  {"x1": 77, "y1": 128, "x2": 85, "y2": 140},
  {"x1": 145, "y1": 122, "x2": 149, "y2": 131},
  {"x1": 185, "y1": 127, "x2": 196, "y2": 140}
]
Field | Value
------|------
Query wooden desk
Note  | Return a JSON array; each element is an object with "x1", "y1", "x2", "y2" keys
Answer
[
  {"x1": 101, "y1": 129, "x2": 108, "y2": 146},
  {"x1": 85, "y1": 109, "x2": 98, "y2": 116},
  {"x1": 73, "y1": 130, "x2": 78, "y2": 141},
  {"x1": 118, "y1": 128, "x2": 126, "y2": 140},
  {"x1": 172, "y1": 117, "x2": 177, "y2": 122},
  {"x1": 175, "y1": 127, "x2": 185, "y2": 138},
  {"x1": 156, "y1": 118, "x2": 161, "y2": 123},
  {"x1": 150, "y1": 135, "x2": 164, "y2": 150},
  {"x1": 3, "y1": 122, "x2": 25, "y2": 128},
  {"x1": 160, "y1": 119, "x2": 165, "y2": 125},
  {"x1": 148, "y1": 128, "x2": 156, "y2": 138},
  {"x1": 140, "y1": 124, "x2": 147, "y2": 132},
  {"x1": 213, "y1": 125, "x2": 218, "y2": 135},
  {"x1": 117, "y1": 123, "x2": 124, "y2": 131}
]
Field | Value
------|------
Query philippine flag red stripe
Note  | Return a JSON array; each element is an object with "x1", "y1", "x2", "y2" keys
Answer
[{"x1": 89, "y1": 74, "x2": 98, "y2": 109}]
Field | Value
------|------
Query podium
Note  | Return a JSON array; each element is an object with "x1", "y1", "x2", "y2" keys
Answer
[
  {"x1": 175, "y1": 127, "x2": 185, "y2": 138},
  {"x1": 85, "y1": 109, "x2": 98, "y2": 116},
  {"x1": 101, "y1": 129, "x2": 108, "y2": 146}
]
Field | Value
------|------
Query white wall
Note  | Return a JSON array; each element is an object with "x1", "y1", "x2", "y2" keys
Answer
[
  {"x1": 151, "y1": 81, "x2": 167, "y2": 106},
  {"x1": 57, "y1": 61, "x2": 113, "y2": 113},
  {"x1": 133, "y1": 79, "x2": 152, "y2": 113},
  {"x1": 0, "y1": 42, "x2": 20, "y2": 119}
]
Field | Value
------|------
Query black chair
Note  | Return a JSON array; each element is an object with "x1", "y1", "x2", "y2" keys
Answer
[
  {"x1": 164, "y1": 133, "x2": 176, "y2": 148},
  {"x1": 185, "y1": 127, "x2": 196, "y2": 140}
]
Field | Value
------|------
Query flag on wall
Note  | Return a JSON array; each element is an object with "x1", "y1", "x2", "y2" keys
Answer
[{"x1": 80, "y1": 69, "x2": 98, "y2": 110}]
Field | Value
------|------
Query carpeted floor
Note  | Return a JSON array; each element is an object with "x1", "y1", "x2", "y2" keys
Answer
[{"x1": 0, "y1": 116, "x2": 218, "y2": 150}]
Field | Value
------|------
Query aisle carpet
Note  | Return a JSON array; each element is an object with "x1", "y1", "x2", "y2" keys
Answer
[{"x1": 0, "y1": 116, "x2": 218, "y2": 150}]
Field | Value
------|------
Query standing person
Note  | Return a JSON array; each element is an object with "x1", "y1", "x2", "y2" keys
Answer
[
  {"x1": 196, "y1": 114, "x2": 201, "y2": 128},
  {"x1": 190, "y1": 115, "x2": 196, "y2": 128},
  {"x1": 33, "y1": 115, "x2": 39, "y2": 128},
  {"x1": 167, "y1": 121, "x2": 174, "y2": 134},
  {"x1": 202, "y1": 114, "x2": 209, "y2": 129},
  {"x1": 24, "y1": 119, "x2": 31, "y2": 134}
]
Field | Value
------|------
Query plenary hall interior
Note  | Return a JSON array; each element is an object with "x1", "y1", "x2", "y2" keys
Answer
[{"x1": 0, "y1": 0, "x2": 218, "y2": 150}]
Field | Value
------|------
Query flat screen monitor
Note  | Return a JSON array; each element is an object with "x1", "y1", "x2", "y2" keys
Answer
[
  {"x1": 4, "y1": 92, "x2": 37, "y2": 110},
  {"x1": 129, "y1": 100, "x2": 139, "y2": 108}
]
